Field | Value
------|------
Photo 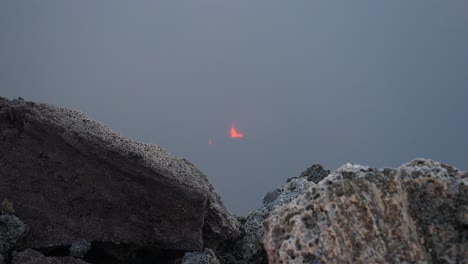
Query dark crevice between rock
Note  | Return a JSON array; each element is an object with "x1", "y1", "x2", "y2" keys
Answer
[
  {"x1": 34, "y1": 245, "x2": 70, "y2": 257},
  {"x1": 32, "y1": 242, "x2": 186, "y2": 264},
  {"x1": 86, "y1": 242, "x2": 185, "y2": 264}
]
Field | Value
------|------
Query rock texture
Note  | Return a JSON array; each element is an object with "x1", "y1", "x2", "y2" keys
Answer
[
  {"x1": 11, "y1": 248, "x2": 90, "y2": 264},
  {"x1": 264, "y1": 159, "x2": 468, "y2": 264},
  {"x1": 182, "y1": 249, "x2": 220, "y2": 264},
  {"x1": 0, "y1": 214, "x2": 27, "y2": 255},
  {"x1": 69, "y1": 239, "x2": 91, "y2": 258},
  {"x1": 2, "y1": 96, "x2": 466, "y2": 264},
  {"x1": 220, "y1": 165, "x2": 330, "y2": 264},
  {"x1": 0, "y1": 97, "x2": 239, "y2": 253}
]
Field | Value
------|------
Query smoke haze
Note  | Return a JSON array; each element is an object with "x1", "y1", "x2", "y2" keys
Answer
[{"x1": 1, "y1": 1, "x2": 467, "y2": 215}]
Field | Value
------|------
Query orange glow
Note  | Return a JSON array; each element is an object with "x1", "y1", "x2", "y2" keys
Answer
[
  {"x1": 208, "y1": 138, "x2": 213, "y2": 145},
  {"x1": 230, "y1": 123, "x2": 244, "y2": 138}
]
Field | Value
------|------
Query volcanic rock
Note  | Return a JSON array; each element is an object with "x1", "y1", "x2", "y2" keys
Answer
[
  {"x1": 0, "y1": 97, "x2": 240, "y2": 253},
  {"x1": 264, "y1": 159, "x2": 468, "y2": 263},
  {"x1": 11, "y1": 248, "x2": 90, "y2": 264},
  {"x1": 182, "y1": 249, "x2": 220, "y2": 264},
  {"x1": 69, "y1": 239, "x2": 91, "y2": 258},
  {"x1": 0, "y1": 214, "x2": 27, "y2": 255},
  {"x1": 219, "y1": 165, "x2": 329, "y2": 263}
]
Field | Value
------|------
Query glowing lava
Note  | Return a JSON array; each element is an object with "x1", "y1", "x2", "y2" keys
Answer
[{"x1": 230, "y1": 123, "x2": 244, "y2": 138}]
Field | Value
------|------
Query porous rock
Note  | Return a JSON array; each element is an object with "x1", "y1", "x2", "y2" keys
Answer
[
  {"x1": 182, "y1": 248, "x2": 220, "y2": 264},
  {"x1": 0, "y1": 214, "x2": 27, "y2": 254},
  {"x1": 69, "y1": 239, "x2": 91, "y2": 258},
  {"x1": 220, "y1": 165, "x2": 329, "y2": 263},
  {"x1": 264, "y1": 159, "x2": 468, "y2": 263},
  {"x1": 0, "y1": 97, "x2": 239, "y2": 252},
  {"x1": 11, "y1": 248, "x2": 90, "y2": 264}
]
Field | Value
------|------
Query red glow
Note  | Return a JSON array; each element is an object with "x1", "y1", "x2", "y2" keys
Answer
[
  {"x1": 230, "y1": 123, "x2": 244, "y2": 138},
  {"x1": 208, "y1": 138, "x2": 213, "y2": 145}
]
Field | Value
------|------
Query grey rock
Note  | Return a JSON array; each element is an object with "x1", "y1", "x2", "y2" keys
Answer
[
  {"x1": 220, "y1": 165, "x2": 329, "y2": 263},
  {"x1": 182, "y1": 248, "x2": 220, "y2": 264},
  {"x1": 288, "y1": 164, "x2": 330, "y2": 184},
  {"x1": 12, "y1": 248, "x2": 90, "y2": 264},
  {"x1": 69, "y1": 239, "x2": 91, "y2": 258},
  {"x1": 0, "y1": 254, "x2": 4, "y2": 264},
  {"x1": 264, "y1": 159, "x2": 468, "y2": 264},
  {"x1": 0, "y1": 214, "x2": 27, "y2": 254},
  {"x1": 0, "y1": 97, "x2": 239, "y2": 251}
]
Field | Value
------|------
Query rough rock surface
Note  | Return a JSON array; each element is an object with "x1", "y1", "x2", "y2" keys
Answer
[
  {"x1": 11, "y1": 248, "x2": 90, "y2": 264},
  {"x1": 0, "y1": 214, "x2": 27, "y2": 255},
  {"x1": 182, "y1": 249, "x2": 220, "y2": 264},
  {"x1": 264, "y1": 159, "x2": 468, "y2": 264},
  {"x1": 69, "y1": 239, "x2": 91, "y2": 258},
  {"x1": 220, "y1": 165, "x2": 330, "y2": 263},
  {"x1": 0, "y1": 97, "x2": 239, "y2": 252}
]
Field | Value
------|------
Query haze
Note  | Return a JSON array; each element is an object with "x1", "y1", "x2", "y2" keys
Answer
[{"x1": 1, "y1": 1, "x2": 467, "y2": 215}]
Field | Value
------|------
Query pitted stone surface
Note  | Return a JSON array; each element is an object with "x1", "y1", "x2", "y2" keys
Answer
[
  {"x1": 264, "y1": 159, "x2": 468, "y2": 264},
  {"x1": 0, "y1": 214, "x2": 27, "y2": 254},
  {"x1": 220, "y1": 165, "x2": 329, "y2": 263},
  {"x1": 0, "y1": 97, "x2": 239, "y2": 251}
]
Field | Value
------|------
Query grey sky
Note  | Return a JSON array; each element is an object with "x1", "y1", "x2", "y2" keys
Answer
[{"x1": 1, "y1": 1, "x2": 467, "y2": 215}]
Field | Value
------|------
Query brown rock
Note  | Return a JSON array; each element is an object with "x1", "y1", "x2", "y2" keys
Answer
[
  {"x1": 264, "y1": 159, "x2": 468, "y2": 263},
  {"x1": 457, "y1": 206, "x2": 468, "y2": 226},
  {"x1": 0, "y1": 97, "x2": 239, "y2": 251}
]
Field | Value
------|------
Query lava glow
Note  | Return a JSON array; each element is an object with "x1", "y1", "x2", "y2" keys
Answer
[
  {"x1": 230, "y1": 123, "x2": 244, "y2": 138},
  {"x1": 208, "y1": 138, "x2": 213, "y2": 145}
]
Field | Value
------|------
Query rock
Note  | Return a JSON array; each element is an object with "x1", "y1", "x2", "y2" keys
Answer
[
  {"x1": 1, "y1": 199, "x2": 15, "y2": 215},
  {"x1": 264, "y1": 159, "x2": 468, "y2": 263},
  {"x1": 182, "y1": 248, "x2": 220, "y2": 264},
  {"x1": 0, "y1": 214, "x2": 27, "y2": 254},
  {"x1": 69, "y1": 239, "x2": 91, "y2": 258},
  {"x1": 11, "y1": 248, "x2": 90, "y2": 264},
  {"x1": 0, "y1": 254, "x2": 4, "y2": 264},
  {"x1": 288, "y1": 164, "x2": 330, "y2": 184},
  {"x1": 219, "y1": 165, "x2": 329, "y2": 263},
  {"x1": 0, "y1": 97, "x2": 239, "y2": 252},
  {"x1": 456, "y1": 206, "x2": 468, "y2": 226}
]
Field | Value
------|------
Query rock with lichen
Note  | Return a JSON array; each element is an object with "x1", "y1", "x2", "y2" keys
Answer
[
  {"x1": 264, "y1": 159, "x2": 468, "y2": 264},
  {"x1": 220, "y1": 165, "x2": 330, "y2": 263}
]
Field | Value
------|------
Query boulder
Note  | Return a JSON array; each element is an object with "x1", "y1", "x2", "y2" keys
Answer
[
  {"x1": 11, "y1": 248, "x2": 90, "y2": 264},
  {"x1": 264, "y1": 159, "x2": 468, "y2": 263},
  {"x1": 219, "y1": 165, "x2": 329, "y2": 263},
  {"x1": 0, "y1": 97, "x2": 239, "y2": 252}
]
